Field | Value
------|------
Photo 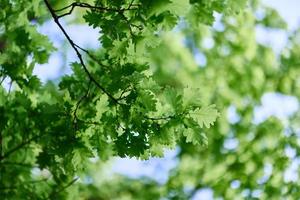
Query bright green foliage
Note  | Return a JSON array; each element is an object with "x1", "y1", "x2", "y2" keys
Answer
[{"x1": 1, "y1": 0, "x2": 299, "y2": 199}]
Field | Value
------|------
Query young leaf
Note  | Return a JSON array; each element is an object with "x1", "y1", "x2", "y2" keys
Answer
[{"x1": 189, "y1": 105, "x2": 219, "y2": 128}]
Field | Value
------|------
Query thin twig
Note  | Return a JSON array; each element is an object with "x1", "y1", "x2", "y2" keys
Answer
[
  {"x1": 8, "y1": 80, "x2": 12, "y2": 94},
  {"x1": 73, "y1": 80, "x2": 92, "y2": 129},
  {"x1": 127, "y1": 0, "x2": 135, "y2": 9},
  {"x1": 49, "y1": 177, "x2": 79, "y2": 199},
  {"x1": 0, "y1": 75, "x2": 6, "y2": 85},
  {"x1": 144, "y1": 115, "x2": 175, "y2": 121},
  {"x1": 118, "y1": 11, "x2": 142, "y2": 37},
  {"x1": 74, "y1": 44, "x2": 110, "y2": 69},
  {"x1": 54, "y1": 2, "x2": 138, "y2": 18}
]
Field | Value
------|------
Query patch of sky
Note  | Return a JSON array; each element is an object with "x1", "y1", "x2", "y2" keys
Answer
[
  {"x1": 231, "y1": 180, "x2": 241, "y2": 189},
  {"x1": 173, "y1": 17, "x2": 186, "y2": 33},
  {"x1": 183, "y1": 37, "x2": 207, "y2": 67},
  {"x1": 257, "y1": 163, "x2": 273, "y2": 184},
  {"x1": 212, "y1": 12, "x2": 225, "y2": 32},
  {"x1": 194, "y1": 50, "x2": 207, "y2": 67},
  {"x1": 284, "y1": 157, "x2": 300, "y2": 183},
  {"x1": 285, "y1": 145, "x2": 297, "y2": 159},
  {"x1": 255, "y1": 7, "x2": 266, "y2": 21},
  {"x1": 112, "y1": 148, "x2": 180, "y2": 184},
  {"x1": 256, "y1": 0, "x2": 300, "y2": 53},
  {"x1": 242, "y1": 189, "x2": 251, "y2": 198},
  {"x1": 1, "y1": 76, "x2": 12, "y2": 91},
  {"x1": 255, "y1": 25, "x2": 288, "y2": 54},
  {"x1": 252, "y1": 189, "x2": 262, "y2": 198},
  {"x1": 253, "y1": 92, "x2": 299, "y2": 124},
  {"x1": 192, "y1": 188, "x2": 214, "y2": 200},
  {"x1": 31, "y1": 167, "x2": 51, "y2": 179},
  {"x1": 227, "y1": 105, "x2": 241, "y2": 124},
  {"x1": 33, "y1": 20, "x2": 100, "y2": 83},
  {"x1": 262, "y1": 0, "x2": 300, "y2": 31},
  {"x1": 33, "y1": 52, "x2": 63, "y2": 82},
  {"x1": 202, "y1": 37, "x2": 215, "y2": 49},
  {"x1": 223, "y1": 137, "x2": 239, "y2": 151}
]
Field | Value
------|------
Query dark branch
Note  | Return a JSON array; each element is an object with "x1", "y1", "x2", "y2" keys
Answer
[
  {"x1": 127, "y1": 0, "x2": 136, "y2": 9},
  {"x1": 54, "y1": 2, "x2": 138, "y2": 18},
  {"x1": 145, "y1": 115, "x2": 175, "y2": 121},
  {"x1": 74, "y1": 44, "x2": 110, "y2": 69},
  {"x1": 77, "y1": 119, "x2": 101, "y2": 126},
  {"x1": 0, "y1": 75, "x2": 6, "y2": 85},
  {"x1": 118, "y1": 11, "x2": 134, "y2": 37},
  {"x1": 8, "y1": 80, "x2": 12, "y2": 94},
  {"x1": 44, "y1": 0, "x2": 120, "y2": 105},
  {"x1": 73, "y1": 80, "x2": 92, "y2": 129},
  {"x1": 49, "y1": 177, "x2": 79, "y2": 199}
]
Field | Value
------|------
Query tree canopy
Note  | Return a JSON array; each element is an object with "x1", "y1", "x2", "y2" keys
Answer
[{"x1": 1, "y1": 0, "x2": 300, "y2": 199}]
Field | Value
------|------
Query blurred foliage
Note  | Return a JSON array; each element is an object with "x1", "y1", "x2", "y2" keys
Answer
[{"x1": 1, "y1": 0, "x2": 300, "y2": 199}]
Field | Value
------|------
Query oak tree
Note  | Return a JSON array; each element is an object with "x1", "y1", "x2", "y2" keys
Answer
[{"x1": 1, "y1": 0, "x2": 299, "y2": 199}]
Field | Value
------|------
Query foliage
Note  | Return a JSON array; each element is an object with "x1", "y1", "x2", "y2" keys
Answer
[{"x1": 1, "y1": 0, "x2": 299, "y2": 199}]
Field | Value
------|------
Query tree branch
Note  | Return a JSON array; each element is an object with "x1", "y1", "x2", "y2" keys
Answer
[
  {"x1": 73, "y1": 80, "x2": 92, "y2": 129},
  {"x1": 48, "y1": 177, "x2": 79, "y2": 199},
  {"x1": 74, "y1": 44, "x2": 110, "y2": 70},
  {"x1": 145, "y1": 115, "x2": 175, "y2": 121},
  {"x1": 43, "y1": 0, "x2": 120, "y2": 105},
  {"x1": 54, "y1": 2, "x2": 139, "y2": 19},
  {"x1": 0, "y1": 75, "x2": 6, "y2": 85}
]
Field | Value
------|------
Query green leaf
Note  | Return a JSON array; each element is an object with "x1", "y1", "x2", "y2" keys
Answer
[
  {"x1": 169, "y1": 0, "x2": 191, "y2": 16},
  {"x1": 138, "y1": 90, "x2": 157, "y2": 111},
  {"x1": 183, "y1": 128, "x2": 207, "y2": 146},
  {"x1": 95, "y1": 95, "x2": 109, "y2": 120},
  {"x1": 189, "y1": 105, "x2": 219, "y2": 128},
  {"x1": 163, "y1": 87, "x2": 183, "y2": 113},
  {"x1": 142, "y1": 0, "x2": 172, "y2": 17},
  {"x1": 109, "y1": 38, "x2": 128, "y2": 60},
  {"x1": 72, "y1": 149, "x2": 84, "y2": 170}
]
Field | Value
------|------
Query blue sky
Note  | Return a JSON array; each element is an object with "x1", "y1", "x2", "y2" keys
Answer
[{"x1": 263, "y1": 0, "x2": 300, "y2": 30}]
